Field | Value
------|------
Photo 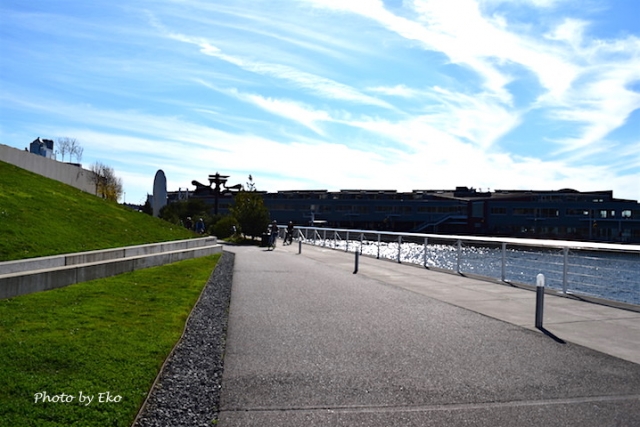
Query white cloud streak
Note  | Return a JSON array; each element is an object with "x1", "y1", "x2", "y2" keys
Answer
[
  {"x1": 160, "y1": 28, "x2": 394, "y2": 109},
  {"x1": 2, "y1": 0, "x2": 638, "y2": 203},
  {"x1": 304, "y1": 0, "x2": 640, "y2": 159}
]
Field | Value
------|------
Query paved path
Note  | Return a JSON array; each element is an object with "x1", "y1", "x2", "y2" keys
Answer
[{"x1": 219, "y1": 242, "x2": 640, "y2": 426}]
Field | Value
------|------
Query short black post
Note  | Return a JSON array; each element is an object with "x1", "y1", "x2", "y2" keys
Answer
[
  {"x1": 298, "y1": 239, "x2": 302, "y2": 254},
  {"x1": 353, "y1": 251, "x2": 359, "y2": 274},
  {"x1": 535, "y1": 273, "x2": 545, "y2": 329}
]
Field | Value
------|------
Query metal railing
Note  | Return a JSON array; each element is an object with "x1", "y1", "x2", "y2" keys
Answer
[{"x1": 286, "y1": 226, "x2": 640, "y2": 307}]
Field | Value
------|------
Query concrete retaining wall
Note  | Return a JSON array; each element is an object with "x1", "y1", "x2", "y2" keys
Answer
[
  {"x1": 0, "y1": 237, "x2": 217, "y2": 275},
  {"x1": 0, "y1": 143, "x2": 96, "y2": 194},
  {"x1": 0, "y1": 238, "x2": 222, "y2": 299}
]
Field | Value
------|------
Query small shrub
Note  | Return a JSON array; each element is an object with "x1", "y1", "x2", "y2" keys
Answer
[{"x1": 212, "y1": 215, "x2": 239, "y2": 239}]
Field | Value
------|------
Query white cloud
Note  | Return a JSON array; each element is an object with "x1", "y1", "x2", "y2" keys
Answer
[
  {"x1": 241, "y1": 94, "x2": 332, "y2": 135},
  {"x1": 2, "y1": 0, "x2": 639, "y2": 205},
  {"x1": 367, "y1": 84, "x2": 422, "y2": 98},
  {"x1": 162, "y1": 29, "x2": 394, "y2": 109}
]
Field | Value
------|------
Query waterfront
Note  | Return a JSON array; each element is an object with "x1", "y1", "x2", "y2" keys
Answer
[{"x1": 305, "y1": 238, "x2": 640, "y2": 306}]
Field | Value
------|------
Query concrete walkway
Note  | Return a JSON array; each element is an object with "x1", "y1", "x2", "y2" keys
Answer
[{"x1": 219, "y1": 242, "x2": 640, "y2": 426}]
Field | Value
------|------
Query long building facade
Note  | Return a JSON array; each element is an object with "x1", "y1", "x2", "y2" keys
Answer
[{"x1": 167, "y1": 184, "x2": 640, "y2": 243}]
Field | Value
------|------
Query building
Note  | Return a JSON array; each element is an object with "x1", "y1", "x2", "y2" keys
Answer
[
  {"x1": 29, "y1": 137, "x2": 55, "y2": 159},
  {"x1": 428, "y1": 187, "x2": 640, "y2": 242},
  {"x1": 166, "y1": 182, "x2": 640, "y2": 243}
]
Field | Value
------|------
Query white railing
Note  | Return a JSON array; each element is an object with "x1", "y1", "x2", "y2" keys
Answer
[{"x1": 287, "y1": 226, "x2": 640, "y2": 307}]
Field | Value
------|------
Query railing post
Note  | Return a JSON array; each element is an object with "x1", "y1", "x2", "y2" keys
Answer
[
  {"x1": 456, "y1": 239, "x2": 462, "y2": 274},
  {"x1": 397, "y1": 235, "x2": 402, "y2": 263},
  {"x1": 377, "y1": 233, "x2": 381, "y2": 259},
  {"x1": 501, "y1": 242, "x2": 507, "y2": 281},
  {"x1": 334, "y1": 230, "x2": 337, "y2": 249},
  {"x1": 346, "y1": 231, "x2": 350, "y2": 252},
  {"x1": 359, "y1": 233, "x2": 363, "y2": 254},
  {"x1": 423, "y1": 237, "x2": 428, "y2": 268},
  {"x1": 322, "y1": 229, "x2": 327, "y2": 247},
  {"x1": 562, "y1": 247, "x2": 569, "y2": 294}
]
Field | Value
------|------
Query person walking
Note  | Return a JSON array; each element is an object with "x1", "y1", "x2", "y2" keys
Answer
[
  {"x1": 269, "y1": 220, "x2": 279, "y2": 248},
  {"x1": 195, "y1": 218, "x2": 205, "y2": 234}
]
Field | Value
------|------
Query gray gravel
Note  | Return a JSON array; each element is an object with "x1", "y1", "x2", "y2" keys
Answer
[{"x1": 132, "y1": 250, "x2": 234, "y2": 427}]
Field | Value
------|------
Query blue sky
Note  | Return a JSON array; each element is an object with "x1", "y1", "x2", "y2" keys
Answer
[{"x1": 1, "y1": 0, "x2": 639, "y2": 204}]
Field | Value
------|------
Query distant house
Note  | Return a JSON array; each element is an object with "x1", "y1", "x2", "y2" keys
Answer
[{"x1": 29, "y1": 137, "x2": 55, "y2": 159}]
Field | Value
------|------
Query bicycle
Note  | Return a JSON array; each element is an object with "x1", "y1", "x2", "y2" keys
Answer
[{"x1": 283, "y1": 229, "x2": 294, "y2": 245}]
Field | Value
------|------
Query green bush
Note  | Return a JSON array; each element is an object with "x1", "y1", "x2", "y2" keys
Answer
[
  {"x1": 212, "y1": 215, "x2": 239, "y2": 239},
  {"x1": 159, "y1": 200, "x2": 220, "y2": 234},
  {"x1": 230, "y1": 192, "x2": 269, "y2": 239}
]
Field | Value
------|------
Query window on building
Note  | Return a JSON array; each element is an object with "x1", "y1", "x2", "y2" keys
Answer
[
  {"x1": 376, "y1": 206, "x2": 393, "y2": 212},
  {"x1": 514, "y1": 208, "x2": 535, "y2": 215},
  {"x1": 539, "y1": 208, "x2": 559, "y2": 217}
]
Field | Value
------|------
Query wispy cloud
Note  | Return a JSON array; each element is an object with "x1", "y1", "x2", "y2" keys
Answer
[
  {"x1": 304, "y1": 0, "x2": 640, "y2": 162},
  {"x1": 1, "y1": 0, "x2": 638, "y2": 203},
  {"x1": 155, "y1": 24, "x2": 394, "y2": 109}
]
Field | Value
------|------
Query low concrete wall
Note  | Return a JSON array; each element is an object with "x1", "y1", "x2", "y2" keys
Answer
[
  {"x1": 0, "y1": 240, "x2": 222, "y2": 299},
  {"x1": 0, "y1": 237, "x2": 217, "y2": 275},
  {"x1": 0, "y1": 143, "x2": 96, "y2": 194},
  {"x1": 66, "y1": 248, "x2": 126, "y2": 266},
  {"x1": 0, "y1": 255, "x2": 66, "y2": 275}
]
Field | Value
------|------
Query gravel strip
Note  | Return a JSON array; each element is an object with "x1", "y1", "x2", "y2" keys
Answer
[{"x1": 133, "y1": 251, "x2": 234, "y2": 427}]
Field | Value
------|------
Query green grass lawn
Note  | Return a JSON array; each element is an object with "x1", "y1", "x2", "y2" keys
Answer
[
  {"x1": 0, "y1": 160, "x2": 195, "y2": 261},
  {"x1": 0, "y1": 254, "x2": 220, "y2": 427}
]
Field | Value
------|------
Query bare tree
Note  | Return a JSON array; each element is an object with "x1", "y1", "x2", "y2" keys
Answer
[
  {"x1": 57, "y1": 137, "x2": 83, "y2": 163},
  {"x1": 90, "y1": 162, "x2": 123, "y2": 202},
  {"x1": 69, "y1": 139, "x2": 83, "y2": 163},
  {"x1": 74, "y1": 146, "x2": 84, "y2": 163},
  {"x1": 57, "y1": 138, "x2": 72, "y2": 162}
]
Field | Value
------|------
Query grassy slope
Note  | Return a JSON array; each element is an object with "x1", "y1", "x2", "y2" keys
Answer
[
  {"x1": 0, "y1": 255, "x2": 221, "y2": 427},
  {"x1": 0, "y1": 161, "x2": 222, "y2": 425},
  {"x1": 0, "y1": 160, "x2": 194, "y2": 261}
]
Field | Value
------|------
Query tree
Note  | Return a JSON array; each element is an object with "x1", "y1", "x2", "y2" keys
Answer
[
  {"x1": 212, "y1": 215, "x2": 240, "y2": 239},
  {"x1": 230, "y1": 191, "x2": 269, "y2": 239},
  {"x1": 141, "y1": 199, "x2": 153, "y2": 215},
  {"x1": 246, "y1": 174, "x2": 256, "y2": 192},
  {"x1": 69, "y1": 139, "x2": 83, "y2": 163},
  {"x1": 90, "y1": 162, "x2": 123, "y2": 202},
  {"x1": 57, "y1": 138, "x2": 70, "y2": 162},
  {"x1": 56, "y1": 137, "x2": 83, "y2": 163},
  {"x1": 159, "y1": 199, "x2": 219, "y2": 234}
]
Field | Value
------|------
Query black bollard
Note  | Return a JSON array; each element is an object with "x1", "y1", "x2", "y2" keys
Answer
[
  {"x1": 353, "y1": 251, "x2": 359, "y2": 274},
  {"x1": 298, "y1": 239, "x2": 302, "y2": 254},
  {"x1": 535, "y1": 273, "x2": 545, "y2": 329}
]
